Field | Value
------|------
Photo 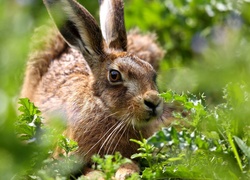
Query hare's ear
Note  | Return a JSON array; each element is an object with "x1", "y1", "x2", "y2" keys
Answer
[
  {"x1": 99, "y1": 0, "x2": 127, "y2": 51},
  {"x1": 43, "y1": 0, "x2": 106, "y2": 65}
]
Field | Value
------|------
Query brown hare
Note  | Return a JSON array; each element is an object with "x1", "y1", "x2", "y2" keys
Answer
[{"x1": 21, "y1": 0, "x2": 166, "y2": 178}]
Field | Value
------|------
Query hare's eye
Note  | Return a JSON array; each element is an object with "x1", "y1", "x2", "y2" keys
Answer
[{"x1": 109, "y1": 70, "x2": 122, "y2": 83}]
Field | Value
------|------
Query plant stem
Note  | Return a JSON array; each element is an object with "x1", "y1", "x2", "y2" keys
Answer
[{"x1": 227, "y1": 132, "x2": 243, "y2": 171}]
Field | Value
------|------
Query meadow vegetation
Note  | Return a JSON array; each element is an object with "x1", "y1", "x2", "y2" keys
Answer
[{"x1": 1, "y1": 0, "x2": 250, "y2": 179}]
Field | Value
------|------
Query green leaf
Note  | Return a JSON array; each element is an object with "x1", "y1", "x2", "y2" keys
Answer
[
  {"x1": 234, "y1": 136, "x2": 250, "y2": 160},
  {"x1": 18, "y1": 98, "x2": 41, "y2": 119},
  {"x1": 58, "y1": 135, "x2": 78, "y2": 156},
  {"x1": 92, "y1": 152, "x2": 131, "y2": 179},
  {"x1": 15, "y1": 98, "x2": 43, "y2": 142}
]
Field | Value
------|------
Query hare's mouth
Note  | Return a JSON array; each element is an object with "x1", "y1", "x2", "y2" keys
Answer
[
  {"x1": 131, "y1": 102, "x2": 163, "y2": 127},
  {"x1": 145, "y1": 108, "x2": 162, "y2": 122}
]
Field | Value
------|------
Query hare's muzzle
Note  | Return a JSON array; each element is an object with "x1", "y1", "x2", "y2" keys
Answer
[{"x1": 143, "y1": 90, "x2": 163, "y2": 120}]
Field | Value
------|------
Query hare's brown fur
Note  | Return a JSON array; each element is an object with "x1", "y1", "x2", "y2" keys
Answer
[
  {"x1": 21, "y1": 0, "x2": 166, "y2": 169},
  {"x1": 22, "y1": 27, "x2": 164, "y2": 161},
  {"x1": 22, "y1": 28, "x2": 164, "y2": 101}
]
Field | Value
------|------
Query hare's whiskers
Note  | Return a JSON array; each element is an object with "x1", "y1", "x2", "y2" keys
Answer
[
  {"x1": 84, "y1": 116, "x2": 120, "y2": 156},
  {"x1": 97, "y1": 120, "x2": 125, "y2": 155},
  {"x1": 82, "y1": 111, "x2": 118, "y2": 134},
  {"x1": 111, "y1": 118, "x2": 131, "y2": 155},
  {"x1": 106, "y1": 119, "x2": 128, "y2": 154}
]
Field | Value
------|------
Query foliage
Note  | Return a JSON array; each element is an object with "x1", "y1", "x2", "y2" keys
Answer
[
  {"x1": 131, "y1": 88, "x2": 250, "y2": 179},
  {"x1": 1, "y1": 0, "x2": 250, "y2": 180},
  {"x1": 15, "y1": 98, "x2": 43, "y2": 142},
  {"x1": 160, "y1": 90, "x2": 207, "y2": 128},
  {"x1": 125, "y1": 0, "x2": 246, "y2": 66},
  {"x1": 14, "y1": 98, "x2": 81, "y2": 179},
  {"x1": 91, "y1": 152, "x2": 133, "y2": 179}
]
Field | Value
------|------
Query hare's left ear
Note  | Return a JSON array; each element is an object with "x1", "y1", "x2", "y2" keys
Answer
[
  {"x1": 43, "y1": 0, "x2": 106, "y2": 63},
  {"x1": 99, "y1": 0, "x2": 127, "y2": 51}
]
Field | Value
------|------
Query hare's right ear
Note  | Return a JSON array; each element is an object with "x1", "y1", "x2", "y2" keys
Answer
[
  {"x1": 43, "y1": 0, "x2": 106, "y2": 67},
  {"x1": 99, "y1": 0, "x2": 127, "y2": 51}
]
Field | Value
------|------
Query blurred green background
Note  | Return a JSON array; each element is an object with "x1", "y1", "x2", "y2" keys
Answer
[{"x1": 1, "y1": 0, "x2": 250, "y2": 179}]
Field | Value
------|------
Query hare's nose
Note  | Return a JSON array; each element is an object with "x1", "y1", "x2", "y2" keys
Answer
[{"x1": 143, "y1": 91, "x2": 163, "y2": 115}]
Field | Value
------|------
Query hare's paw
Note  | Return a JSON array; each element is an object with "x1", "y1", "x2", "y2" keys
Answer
[
  {"x1": 115, "y1": 162, "x2": 139, "y2": 180},
  {"x1": 84, "y1": 168, "x2": 105, "y2": 180}
]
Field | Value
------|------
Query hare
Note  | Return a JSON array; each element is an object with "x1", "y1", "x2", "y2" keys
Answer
[{"x1": 21, "y1": 0, "x2": 166, "y2": 178}]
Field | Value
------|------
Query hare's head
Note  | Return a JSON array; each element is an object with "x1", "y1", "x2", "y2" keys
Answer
[{"x1": 43, "y1": 0, "x2": 163, "y2": 127}]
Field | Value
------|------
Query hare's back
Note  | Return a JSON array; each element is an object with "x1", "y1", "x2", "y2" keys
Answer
[{"x1": 33, "y1": 47, "x2": 92, "y2": 113}]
